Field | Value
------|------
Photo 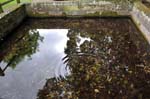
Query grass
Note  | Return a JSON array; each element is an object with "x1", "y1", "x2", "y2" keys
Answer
[{"x1": 0, "y1": 0, "x2": 31, "y2": 10}]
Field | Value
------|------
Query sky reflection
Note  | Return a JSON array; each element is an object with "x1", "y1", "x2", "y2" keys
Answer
[{"x1": 0, "y1": 29, "x2": 69, "y2": 99}]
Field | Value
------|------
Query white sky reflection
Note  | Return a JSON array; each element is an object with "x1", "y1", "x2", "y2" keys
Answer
[
  {"x1": 37, "y1": 29, "x2": 69, "y2": 53},
  {"x1": 0, "y1": 29, "x2": 69, "y2": 99}
]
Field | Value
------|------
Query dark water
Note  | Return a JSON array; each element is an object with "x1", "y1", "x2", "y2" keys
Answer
[{"x1": 0, "y1": 18, "x2": 150, "y2": 99}]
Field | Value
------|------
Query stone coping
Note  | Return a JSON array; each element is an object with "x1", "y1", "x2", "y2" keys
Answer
[
  {"x1": 0, "y1": 4, "x2": 24, "y2": 19},
  {"x1": 135, "y1": 1, "x2": 150, "y2": 16},
  {"x1": 25, "y1": 1, "x2": 132, "y2": 17},
  {"x1": 131, "y1": 2, "x2": 150, "y2": 44}
]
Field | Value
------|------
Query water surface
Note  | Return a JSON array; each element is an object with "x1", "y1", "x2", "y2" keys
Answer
[
  {"x1": 0, "y1": 18, "x2": 150, "y2": 99},
  {"x1": 0, "y1": 28, "x2": 69, "y2": 99}
]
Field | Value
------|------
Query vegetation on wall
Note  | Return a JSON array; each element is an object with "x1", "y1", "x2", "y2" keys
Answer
[{"x1": 0, "y1": 0, "x2": 31, "y2": 10}]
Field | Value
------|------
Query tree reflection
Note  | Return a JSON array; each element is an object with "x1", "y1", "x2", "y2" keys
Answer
[
  {"x1": 37, "y1": 20, "x2": 150, "y2": 99},
  {"x1": 0, "y1": 29, "x2": 43, "y2": 76}
]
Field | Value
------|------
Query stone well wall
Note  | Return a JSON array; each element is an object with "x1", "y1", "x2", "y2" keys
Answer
[
  {"x1": 0, "y1": 4, "x2": 26, "y2": 41},
  {"x1": 0, "y1": 1, "x2": 150, "y2": 44},
  {"x1": 25, "y1": 1, "x2": 132, "y2": 17},
  {"x1": 131, "y1": 2, "x2": 150, "y2": 44}
]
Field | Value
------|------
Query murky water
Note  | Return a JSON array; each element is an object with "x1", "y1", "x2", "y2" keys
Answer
[{"x1": 0, "y1": 18, "x2": 150, "y2": 99}]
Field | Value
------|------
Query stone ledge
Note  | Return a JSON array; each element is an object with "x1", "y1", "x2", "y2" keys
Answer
[
  {"x1": 0, "y1": 4, "x2": 26, "y2": 41},
  {"x1": 131, "y1": 2, "x2": 150, "y2": 44},
  {"x1": 25, "y1": 1, "x2": 131, "y2": 17}
]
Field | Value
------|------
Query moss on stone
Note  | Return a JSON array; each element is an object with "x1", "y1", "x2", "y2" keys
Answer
[
  {"x1": 63, "y1": 6, "x2": 79, "y2": 11},
  {"x1": 101, "y1": 11, "x2": 118, "y2": 16},
  {"x1": 84, "y1": 12, "x2": 100, "y2": 17}
]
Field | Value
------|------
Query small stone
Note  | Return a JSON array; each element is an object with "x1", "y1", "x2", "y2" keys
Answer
[{"x1": 94, "y1": 89, "x2": 99, "y2": 93}]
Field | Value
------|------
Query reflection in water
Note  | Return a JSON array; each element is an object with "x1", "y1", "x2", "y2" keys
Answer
[
  {"x1": 37, "y1": 19, "x2": 150, "y2": 99},
  {"x1": 0, "y1": 28, "x2": 69, "y2": 99},
  {"x1": 0, "y1": 29, "x2": 43, "y2": 76},
  {"x1": 0, "y1": 67, "x2": 5, "y2": 76}
]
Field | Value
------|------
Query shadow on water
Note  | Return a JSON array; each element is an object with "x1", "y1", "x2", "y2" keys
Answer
[{"x1": 37, "y1": 18, "x2": 150, "y2": 99}]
